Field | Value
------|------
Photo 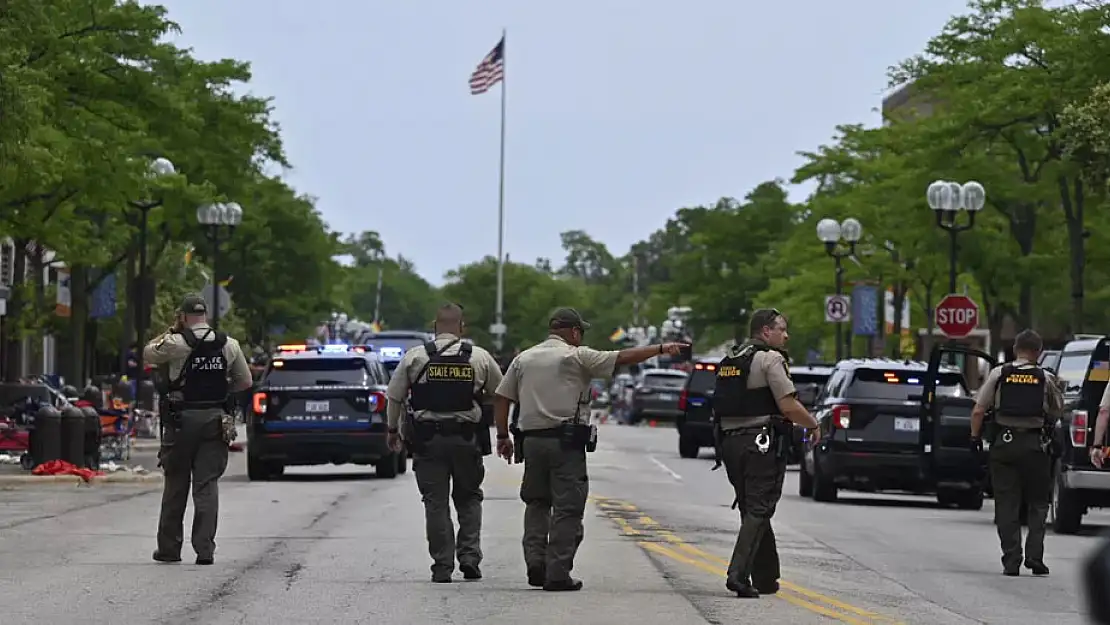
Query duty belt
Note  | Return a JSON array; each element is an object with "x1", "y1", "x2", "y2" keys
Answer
[
  {"x1": 518, "y1": 427, "x2": 562, "y2": 438},
  {"x1": 721, "y1": 425, "x2": 768, "y2": 436},
  {"x1": 416, "y1": 419, "x2": 478, "y2": 436}
]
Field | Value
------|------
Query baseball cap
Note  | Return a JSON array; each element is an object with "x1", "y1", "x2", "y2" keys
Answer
[
  {"x1": 549, "y1": 307, "x2": 591, "y2": 330},
  {"x1": 178, "y1": 293, "x2": 208, "y2": 315}
]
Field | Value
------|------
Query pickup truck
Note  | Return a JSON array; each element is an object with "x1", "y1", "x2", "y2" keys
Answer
[{"x1": 1048, "y1": 335, "x2": 1110, "y2": 534}]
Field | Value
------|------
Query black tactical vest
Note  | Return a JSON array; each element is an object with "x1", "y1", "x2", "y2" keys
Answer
[
  {"x1": 712, "y1": 344, "x2": 783, "y2": 420},
  {"x1": 409, "y1": 339, "x2": 477, "y2": 413},
  {"x1": 996, "y1": 363, "x2": 1046, "y2": 419},
  {"x1": 171, "y1": 328, "x2": 230, "y2": 409}
]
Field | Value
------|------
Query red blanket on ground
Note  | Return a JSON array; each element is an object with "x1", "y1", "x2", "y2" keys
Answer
[{"x1": 31, "y1": 460, "x2": 103, "y2": 482}]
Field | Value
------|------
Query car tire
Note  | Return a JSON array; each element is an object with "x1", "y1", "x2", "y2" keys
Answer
[
  {"x1": 678, "y1": 434, "x2": 699, "y2": 459},
  {"x1": 247, "y1": 453, "x2": 272, "y2": 481},
  {"x1": 798, "y1": 459, "x2": 813, "y2": 497},
  {"x1": 811, "y1": 454, "x2": 837, "y2": 503},
  {"x1": 1051, "y1": 470, "x2": 1083, "y2": 534},
  {"x1": 955, "y1": 487, "x2": 984, "y2": 511},
  {"x1": 397, "y1": 452, "x2": 408, "y2": 474},
  {"x1": 376, "y1": 453, "x2": 399, "y2": 479}
]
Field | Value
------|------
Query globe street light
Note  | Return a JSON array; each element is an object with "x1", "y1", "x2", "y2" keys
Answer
[
  {"x1": 817, "y1": 217, "x2": 863, "y2": 362},
  {"x1": 926, "y1": 180, "x2": 985, "y2": 293},
  {"x1": 196, "y1": 202, "x2": 243, "y2": 329},
  {"x1": 132, "y1": 156, "x2": 176, "y2": 380}
]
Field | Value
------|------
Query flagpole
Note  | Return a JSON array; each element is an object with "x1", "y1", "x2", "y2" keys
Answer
[{"x1": 494, "y1": 28, "x2": 507, "y2": 352}]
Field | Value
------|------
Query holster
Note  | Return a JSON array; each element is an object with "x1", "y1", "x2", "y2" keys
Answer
[
  {"x1": 772, "y1": 418, "x2": 792, "y2": 461},
  {"x1": 1042, "y1": 421, "x2": 1064, "y2": 458},
  {"x1": 402, "y1": 412, "x2": 425, "y2": 455},
  {"x1": 510, "y1": 424, "x2": 524, "y2": 463},
  {"x1": 711, "y1": 415, "x2": 724, "y2": 471}
]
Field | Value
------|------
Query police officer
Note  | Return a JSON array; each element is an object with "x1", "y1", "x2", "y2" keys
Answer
[
  {"x1": 385, "y1": 303, "x2": 503, "y2": 583},
  {"x1": 971, "y1": 329, "x2": 1063, "y2": 577},
  {"x1": 492, "y1": 307, "x2": 686, "y2": 592},
  {"x1": 715, "y1": 309, "x2": 817, "y2": 598},
  {"x1": 144, "y1": 294, "x2": 252, "y2": 565}
]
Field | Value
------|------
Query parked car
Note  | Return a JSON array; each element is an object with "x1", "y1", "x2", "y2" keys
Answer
[
  {"x1": 676, "y1": 358, "x2": 721, "y2": 458},
  {"x1": 631, "y1": 369, "x2": 688, "y2": 423},
  {"x1": 788, "y1": 364, "x2": 834, "y2": 464}
]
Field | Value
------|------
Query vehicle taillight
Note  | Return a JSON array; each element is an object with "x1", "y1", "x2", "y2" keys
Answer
[
  {"x1": 370, "y1": 391, "x2": 387, "y2": 414},
  {"x1": 1071, "y1": 410, "x2": 1088, "y2": 447},
  {"x1": 252, "y1": 392, "x2": 267, "y2": 414},
  {"x1": 831, "y1": 404, "x2": 851, "y2": 430},
  {"x1": 678, "y1": 389, "x2": 688, "y2": 410}
]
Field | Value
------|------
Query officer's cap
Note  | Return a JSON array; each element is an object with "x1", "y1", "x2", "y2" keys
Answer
[
  {"x1": 178, "y1": 293, "x2": 208, "y2": 315},
  {"x1": 549, "y1": 307, "x2": 591, "y2": 330}
]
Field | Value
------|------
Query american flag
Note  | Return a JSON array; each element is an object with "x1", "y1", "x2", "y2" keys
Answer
[{"x1": 469, "y1": 36, "x2": 504, "y2": 95}]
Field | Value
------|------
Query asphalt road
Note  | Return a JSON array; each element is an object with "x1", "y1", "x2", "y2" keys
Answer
[{"x1": 0, "y1": 423, "x2": 1105, "y2": 624}]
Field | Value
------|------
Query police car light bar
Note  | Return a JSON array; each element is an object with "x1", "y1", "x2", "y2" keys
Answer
[
  {"x1": 277, "y1": 344, "x2": 307, "y2": 352},
  {"x1": 377, "y1": 346, "x2": 404, "y2": 360}
]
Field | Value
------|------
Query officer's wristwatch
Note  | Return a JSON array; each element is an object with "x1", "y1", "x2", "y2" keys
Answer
[
  {"x1": 387, "y1": 427, "x2": 398, "y2": 434},
  {"x1": 496, "y1": 433, "x2": 509, "y2": 440}
]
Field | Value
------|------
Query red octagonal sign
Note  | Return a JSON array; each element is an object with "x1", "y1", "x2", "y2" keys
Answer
[{"x1": 935, "y1": 294, "x2": 980, "y2": 339}]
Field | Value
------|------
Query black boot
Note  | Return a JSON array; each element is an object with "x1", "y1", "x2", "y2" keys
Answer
[{"x1": 726, "y1": 578, "x2": 760, "y2": 598}]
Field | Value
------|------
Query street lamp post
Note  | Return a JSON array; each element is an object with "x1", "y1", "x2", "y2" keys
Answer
[
  {"x1": 132, "y1": 156, "x2": 175, "y2": 381},
  {"x1": 926, "y1": 180, "x2": 986, "y2": 293},
  {"x1": 196, "y1": 202, "x2": 243, "y2": 329},
  {"x1": 817, "y1": 217, "x2": 863, "y2": 362}
]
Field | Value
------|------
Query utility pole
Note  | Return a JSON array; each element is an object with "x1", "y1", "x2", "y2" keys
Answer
[
  {"x1": 373, "y1": 265, "x2": 383, "y2": 324},
  {"x1": 632, "y1": 255, "x2": 641, "y2": 326}
]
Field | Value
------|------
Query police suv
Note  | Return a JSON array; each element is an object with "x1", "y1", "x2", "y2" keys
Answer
[
  {"x1": 361, "y1": 331, "x2": 435, "y2": 375},
  {"x1": 801, "y1": 352, "x2": 985, "y2": 509},
  {"x1": 246, "y1": 343, "x2": 403, "y2": 481}
]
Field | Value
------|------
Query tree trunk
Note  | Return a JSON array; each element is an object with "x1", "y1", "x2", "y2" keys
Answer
[
  {"x1": 1059, "y1": 175, "x2": 1085, "y2": 334},
  {"x1": 66, "y1": 265, "x2": 89, "y2": 386},
  {"x1": 29, "y1": 246, "x2": 45, "y2": 375},
  {"x1": 2, "y1": 240, "x2": 27, "y2": 381}
]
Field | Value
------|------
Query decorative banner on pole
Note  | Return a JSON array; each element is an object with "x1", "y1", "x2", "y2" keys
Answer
[
  {"x1": 90, "y1": 273, "x2": 117, "y2": 319},
  {"x1": 55, "y1": 269, "x2": 72, "y2": 317},
  {"x1": 852, "y1": 285, "x2": 878, "y2": 337}
]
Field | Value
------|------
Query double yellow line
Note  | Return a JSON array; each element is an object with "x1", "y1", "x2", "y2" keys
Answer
[{"x1": 591, "y1": 496, "x2": 904, "y2": 625}]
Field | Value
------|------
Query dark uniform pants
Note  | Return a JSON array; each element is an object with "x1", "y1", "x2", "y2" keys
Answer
[
  {"x1": 519, "y1": 436, "x2": 587, "y2": 582},
  {"x1": 722, "y1": 430, "x2": 787, "y2": 586},
  {"x1": 157, "y1": 409, "x2": 229, "y2": 558},
  {"x1": 989, "y1": 428, "x2": 1051, "y2": 570},
  {"x1": 413, "y1": 433, "x2": 485, "y2": 576}
]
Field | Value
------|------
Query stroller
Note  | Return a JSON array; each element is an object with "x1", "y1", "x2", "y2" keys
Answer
[
  {"x1": 0, "y1": 385, "x2": 54, "y2": 470},
  {"x1": 99, "y1": 401, "x2": 132, "y2": 462}
]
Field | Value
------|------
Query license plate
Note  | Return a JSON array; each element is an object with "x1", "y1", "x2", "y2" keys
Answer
[
  {"x1": 894, "y1": 417, "x2": 919, "y2": 432},
  {"x1": 305, "y1": 401, "x2": 330, "y2": 413},
  {"x1": 657, "y1": 393, "x2": 674, "y2": 401}
]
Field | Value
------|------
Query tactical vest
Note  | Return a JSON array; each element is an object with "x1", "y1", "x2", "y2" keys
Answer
[
  {"x1": 995, "y1": 363, "x2": 1047, "y2": 429},
  {"x1": 409, "y1": 339, "x2": 478, "y2": 414},
  {"x1": 713, "y1": 345, "x2": 783, "y2": 424},
  {"x1": 170, "y1": 328, "x2": 230, "y2": 409}
]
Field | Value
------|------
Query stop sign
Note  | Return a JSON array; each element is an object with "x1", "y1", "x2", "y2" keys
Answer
[{"x1": 935, "y1": 294, "x2": 980, "y2": 339}]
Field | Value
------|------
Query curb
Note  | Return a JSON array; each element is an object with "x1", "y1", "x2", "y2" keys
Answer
[{"x1": 0, "y1": 472, "x2": 163, "y2": 486}]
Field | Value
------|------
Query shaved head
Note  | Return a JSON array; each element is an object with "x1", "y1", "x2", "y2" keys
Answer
[{"x1": 434, "y1": 303, "x2": 464, "y2": 335}]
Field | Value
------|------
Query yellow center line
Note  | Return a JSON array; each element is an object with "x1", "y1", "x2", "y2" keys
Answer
[
  {"x1": 591, "y1": 495, "x2": 904, "y2": 624},
  {"x1": 639, "y1": 541, "x2": 874, "y2": 625}
]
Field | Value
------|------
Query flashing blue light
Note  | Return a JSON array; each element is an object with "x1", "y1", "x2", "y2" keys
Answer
[
  {"x1": 322, "y1": 344, "x2": 349, "y2": 352},
  {"x1": 379, "y1": 347, "x2": 404, "y2": 360}
]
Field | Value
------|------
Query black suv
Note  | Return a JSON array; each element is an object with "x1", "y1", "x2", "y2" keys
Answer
[
  {"x1": 246, "y1": 344, "x2": 404, "y2": 481},
  {"x1": 676, "y1": 358, "x2": 720, "y2": 458},
  {"x1": 800, "y1": 351, "x2": 986, "y2": 509},
  {"x1": 1047, "y1": 336, "x2": 1110, "y2": 534},
  {"x1": 361, "y1": 331, "x2": 435, "y2": 376}
]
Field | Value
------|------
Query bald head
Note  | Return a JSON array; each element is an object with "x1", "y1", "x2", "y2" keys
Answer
[{"x1": 435, "y1": 303, "x2": 464, "y2": 335}]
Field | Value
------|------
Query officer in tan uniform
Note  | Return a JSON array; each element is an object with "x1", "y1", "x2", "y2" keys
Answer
[
  {"x1": 714, "y1": 309, "x2": 817, "y2": 598},
  {"x1": 145, "y1": 294, "x2": 252, "y2": 565},
  {"x1": 385, "y1": 303, "x2": 503, "y2": 583},
  {"x1": 971, "y1": 329, "x2": 1063, "y2": 576},
  {"x1": 492, "y1": 307, "x2": 686, "y2": 592},
  {"x1": 1089, "y1": 363, "x2": 1110, "y2": 468}
]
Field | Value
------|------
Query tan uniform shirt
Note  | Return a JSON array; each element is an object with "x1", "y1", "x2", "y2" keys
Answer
[
  {"x1": 720, "y1": 344, "x2": 796, "y2": 431},
  {"x1": 385, "y1": 333, "x2": 503, "y2": 430},
  {"x1": 975, "y1": 358, "x2": 1063, "y2": 427},
  {"x1": 494, "y1": 335, "x2": 620, "y2": 432},
  {"x1": 143, "y1": 323, "x2": 253, "y2": 392}
]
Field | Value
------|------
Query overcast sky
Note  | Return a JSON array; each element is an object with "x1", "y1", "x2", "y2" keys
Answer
[{"x1": 159, "y1": 0, "x2": 972, "y2": 285}]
